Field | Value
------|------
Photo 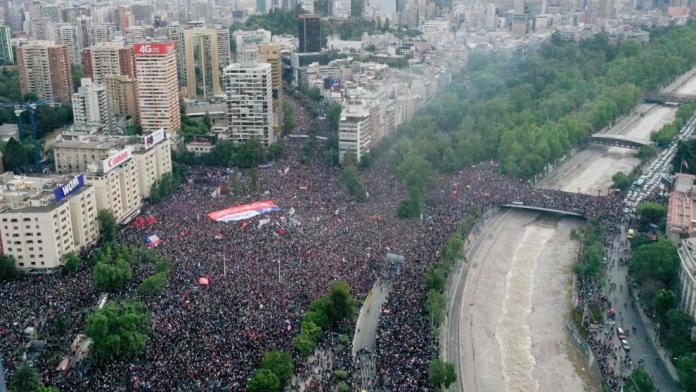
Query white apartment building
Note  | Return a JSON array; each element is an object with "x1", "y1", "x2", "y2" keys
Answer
[
  {"x1": 678, "y1": 238, "x2": 696, "y2": 320},
  {"x1": 53, "y1": 130, "x2": 172, "y2": 221},
  {"x1": 134, "y1": 42, "x2": 181, "y2": 133},
  {"x1": 54, "y1": 24, "x2": 79, "y2": 65},
  {"x1": 339, "y1": 104, "x2": 371, "y2": 164},
  {"x1": 222, "y1": 62, "x2": 275, "y2": 145},
  {"x1": 87, "y1": 42, "x2": 133, "y2": 84},
  {"x1": 0, "y1": 173, "x2": 98, "y2": 270},
  {"x1": 72, "y1": 78, "x2": 114, "y2": 131},
  {"x1": 233, "y1": 29, "x2": 271, "y2": 54}
]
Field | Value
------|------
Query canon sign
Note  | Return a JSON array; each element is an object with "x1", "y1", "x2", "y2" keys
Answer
[
  {"x1": 134, "y1": 42, "x2": 173, "y2": 56},
  {"x1": 102, "y1": 147, "x2": 133, "y2": 174}
]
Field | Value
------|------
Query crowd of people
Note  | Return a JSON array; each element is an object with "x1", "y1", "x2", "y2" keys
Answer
[{"x1": 0, "y1": 106, "x2": 625, "y2": 391}]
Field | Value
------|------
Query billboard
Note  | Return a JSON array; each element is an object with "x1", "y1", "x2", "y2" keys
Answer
[
  {"x1": 102, "y1": 147, "x2": 133, "y2": 174},
  {"x1": 134, "y1": 42, "x2": 174, "y2": 56},
  {"x1": 54, "y1": 174, "x2": 85, "y2": 201},
  {"x1": 143, "y1": 129, "x2": 166, "y2": 150},
  {"x1": 208, "y1": 201, "x2": 281, "y2": 222}
]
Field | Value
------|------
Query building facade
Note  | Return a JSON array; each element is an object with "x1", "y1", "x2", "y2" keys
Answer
[
  {"x1": 298, "y1": 15, "x2": 321, "y2": 53},
  {"x1": 339, "y1": 105, "x2": 371, "y2": 163},
  {"x1": 0, "y1": 173, "x2": 99, "y2": 270},
  {"x1": 183, "y1": 28, "x2": 222, "y2": 100},
  {"x1": 0, "y1": 25, "x2": 13, "y2": 65},
  {"x1": 678, "y1": 238, "x2": 696, "y2": 320},
  {"x1": 134, "y1": 42, "x2": 181, "y2": 133},
  {"x1": 72, "y1": 78, "x2": 114, "y2": 131},
  {"x1": 17, "y1": 41, "x2": 73, "y2": 104},
  {"x1": 222, "y1": 62, "x2": 275, "y2": 145}
]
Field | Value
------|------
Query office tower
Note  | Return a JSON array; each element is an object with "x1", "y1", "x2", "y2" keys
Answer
[
  {"x1": 217, "y1": 26, "x2": 231, "y2": 68},
  {"x1": 55, "y1": 24, "x2": 79, "y2": 64},
  {"x1": 166, "y1": 24, "x2": 186, "y2": 82},
  {"x1": 298, "y1": 14, "x2": 321, "y2": 53},
  {"x1": 83, "y1": 42, "x2": 136, "y2": 84},
  {"x1": 91, "y1": 24, "x2": 113, "y2": 44},
  {"x1": 134, "y1": 42, "x2": 181, "y2": 133},
  {"x1": 17, "y1": 41, "x2": 73, "y2": 104},
  {"x1": 131, "y1": 3, "x2": 153, "y2": 25},
  {"x1": 72, "y1": 78, "x2": 114, "y2": 131},
  {"x1": 233, "y1": 29, "x2": 271, "y2": 52},
  {"x1": 31, "y1": 18, "x2": 54, "y2": 41},
  {"x1": 511, "y1": 13, "x2": 528, "y2": 37},
  {"x1": 0, "y1": 26, "x2": 13, "y2": 65},
  {"x1": 183, "y1": 28, "x2": 222, "y2": 100},
  {"x1": 62, "y1": 7, "x2": 88, "y2": 27},
  {"x1": 125, "y1": 26, "x2": 147, "y2": 46},
  {"x1": 257, "y1": 0, "x2": 268, "y2": 13},
  {"x1": 223, "y1": 62, "x2": 275, "y2": 145}
]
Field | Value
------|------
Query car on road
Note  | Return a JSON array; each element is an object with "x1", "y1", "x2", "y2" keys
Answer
[{"x1": 621, "y1": 339, "x2": 630, "y2": 351}]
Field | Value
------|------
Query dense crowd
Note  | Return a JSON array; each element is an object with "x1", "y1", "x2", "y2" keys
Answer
[{"x1": 0, "y1": 124, "x2": 624, "y2": 391}]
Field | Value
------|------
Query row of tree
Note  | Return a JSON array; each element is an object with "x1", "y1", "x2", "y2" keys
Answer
[
  {"x1": 383, "y1": 25, "x2": 696, "y2": 192},
  {"x1": 247, "y1": 351, "x2": 295, "y2": 392},
  {"x1": 571, "y1": 217, "x2": 607, "y2": 282},
  {"x1": 651, "y1": 102, "x2": 696, "y2": 147}
]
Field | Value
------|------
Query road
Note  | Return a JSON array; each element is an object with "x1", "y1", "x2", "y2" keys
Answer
[
  {"x1": 448, "y1": 70, "x2": 696, "y2": 391},
  {"x1": 352, "y1": 280, "x2": 391, "y2": 355}
]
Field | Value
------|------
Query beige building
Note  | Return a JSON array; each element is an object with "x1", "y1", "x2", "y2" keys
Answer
[
  {"x1": 259, "y1": 43, "x2": 283, "y2": 134},
  {"x1": 134, "y1": 42, "x2": 180, "y2": 133},
  {"x1": 678, "y1": 238, "x2": 696, "y2": 320},
  {"x1": 16, "y1": 41, "x2": 73, "y2": 104},
  {"x1": 222, "y1": 62, "x2": 275, "y2": 145},
  {"x1": 104, "y1": 75, "x2": 139, "y2": 123},
  {"x1": 0, "y1": 173, "x2": 98, "y2": 270},
  {"x1": 53, "y1": 131, "x2": 172, "y2": 220},
  {"x1": 339, "y1": 104, "x2": 371, "y2": 164},
  {"x1": 183, "y1": 28, "x2": 222, "y2": 100}
]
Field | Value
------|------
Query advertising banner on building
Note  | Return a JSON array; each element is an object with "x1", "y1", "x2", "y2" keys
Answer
[
  {"x1": 102, "y1": 147, "x2": 133, "y2": 174},
  {"x1": 54, "y1": 174, "x2": 85, "y2": 201},
  {"x1": 208, "y1": 201, "x2": 281, "y2": 222},
  {"x1": 133, "y1": 42, "x2": 174, "y2": 56},
  {"x1": 143, "y1": 129, "x2": 166, "y2": 150}
]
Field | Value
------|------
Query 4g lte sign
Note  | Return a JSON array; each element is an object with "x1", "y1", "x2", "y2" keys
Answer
[{"x1": 134, "y1": 42, "x2": 174, "y2": 56}]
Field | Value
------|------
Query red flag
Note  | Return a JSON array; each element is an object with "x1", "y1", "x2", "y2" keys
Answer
[{"x1": 240, "y1": 221, "x2": 250, "y2": 230}]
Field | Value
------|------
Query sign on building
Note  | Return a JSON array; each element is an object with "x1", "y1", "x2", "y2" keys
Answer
[
  {"x1": 54, "y1": 174, "x2": 85, "y2": 201},
  {"x1": 102, "y1": 147, "x2": 133, "y2": 174},
  {"x1": 133, "y1": 42, "x2": 174, "y2": 56},
  {"x1": 143, "y1": 129, "x2": 166, "y2": 150}
]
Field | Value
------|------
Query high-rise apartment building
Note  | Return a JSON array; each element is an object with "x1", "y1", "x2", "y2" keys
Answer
[
  {"x1": 166, "y1": 24, "x2": 186, "y2": 82},
  {"x1": 134, "y1": 42, "x2": 181, "y2": 133},
  {"x1": 91, "y1": 24, "x2": 113, "y2": 44},
  {"x1": 259, "y1": 43, "x2": 283, "y2": 134},
  {"x1": 0, "y1": 25, "x2": 13, "y2": 65},
  {"x1": 298, "y1": 15, "x2": 321, "y2": 53},
  {"x1": 216, "y1": 26, "x2": 232, "y2": 68},
  {"x1": 183, "y1": 28, "x2": 221, "y2": 100},
  {"x1": 233, "y1": 29, "x2": 272, "y2": 53},
  {"x1": 17, "y1": 41, "x2": 73, "y2": 104},
  {"x1": 339, "y1": 104, "x2": 371, "y2": 164},
  {"x1": 75, "y1": 16, "x2": 93, "y2": 51},
  {"x1": 54, "y1": 24, "x2": 79, "y2": 65},
  {"x1": 72, "y1": 78, "x2": 114, "y2": 131},
  {"x1": 104, "y1": 75, "x2": 139, "y2": 123},
  {"x1": 83, "y1": 42, "x2": 136, "y2": 84},
  {"x1": 222, "y1": 62, "x2": 275, "y2": 145}
]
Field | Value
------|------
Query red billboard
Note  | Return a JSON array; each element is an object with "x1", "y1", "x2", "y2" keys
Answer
[{"x1": 134, "y1": 42, "x2": 175, "y2": 56}]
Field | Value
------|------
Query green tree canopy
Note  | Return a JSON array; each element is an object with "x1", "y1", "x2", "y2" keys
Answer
[
  {"x1": 629, "y1": 240, "x2": 679, "y2": 287},
  {"x1": 653, "y1": 288, "x2": 676, "y2": 322},
  {"x1": 662, "y1": 309, "x2": 696, "y2": 357},
  {"x1": 260, "y1": 351, "x2": 294, "y2": 388},
  {"x1": 97, "y1": 209, "x2": 117, "y2": 242},
  {"x1": 326, "y1": 103, "x2": 342, "y2": 131},
  {"x1": 62, "y1": 251, "x2": 81, "y2": 273},
  {"x1": 247, "y1": 368, "x2": 280, "y2": 392},
  {"x1": 429, "y1": 359, "x2": 457, "y2": 389},
  {"x1": 328, "y1": 279, "x2": 357, "y2": 325},
  {"x1": 623, "y1": 368, "x2": 656, "y2": 392},
  {"x1": 0, "y1": 255, "x2": 18, "y2": 280},
  {"x1": 635, "y1": 202, "x2": 666, "y2": 228},
  {"x1": 611, "y1": 171, "x2": 634, "y2": 193},
  {"x1": 676, "y1": 352, "x2": 696, "y2": 392},
  {"x1": 4, "y1": 137, "x2": 27, "y2": 172},
  {"x1": 85, "y1": 300, "x2": 150, "y2": 361},
  {"x1": 11, "y1": 363, "x2": 42, "y2": 392}
]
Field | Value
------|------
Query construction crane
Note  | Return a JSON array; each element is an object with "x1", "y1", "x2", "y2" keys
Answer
[{"x1": 9, "y1": 101, "x2": 43, "y2": 173}]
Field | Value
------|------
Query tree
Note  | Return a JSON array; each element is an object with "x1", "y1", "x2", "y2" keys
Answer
[
  {"x1": 138, "y1": 272, "x2": 167, "y2": 296},
  {"x1": 247, "y1": 368, "x2": 280, "y2": 392},
  {"x1": 260, "y1": 351, "x2": 294, "y2": 388},
  {"x1": 662, "y1": 309, "x2": 696, "y2": 356},
  {"x1": 328, "y1": 280, "x2": 356, "y2": 325},
  {"x1": 93, "y1": 257, "x2": 132, "y2": 292},
  {"x1": 425, "y1": 266, "x2": 446, "y2": 292},
  {"x1": 326, "y1": 103, "x2": 342, "y2": 131},
  {"x1": 397, "y1": 187, "x2": 421, "y2": 219},
  {"x1": 624, "y1": 369, "x2": 656, "y2": 392},
  {"x1": 4, "y1": 137, "x2": 26, "y2": 172},
  {"x1": 429, "y1": 359, "x2": 456, "y2": 389},
  {"x1": 676, "y1": 352, "x2": 696, "y2": 392},
  {"x1": 282, "y1": 102, "x2": 296, "y2": 134},
  {"x1": 340, "y1": 166, "x2": 367, "y2": 202},
  {"x1": 653, "y1": 289, "x2": 676, "y2": 321},
  {"x1": 426, "y1": 290, "x2": 446, "y2": 327},
  {"x1": 611, "y1": 171, "x2": 634, "y2": 193},
  {"x1": 97, "y1": 209, "x2": 117, "y2": 242},
  {"x1": 292, "y1": 332, "x2": 316, "y2": 356},
  {"x1": 62, "y1": 251, "x2": 81, "y2": 273},
  {"x1": 236, "y1": 138, "x2": 265, "y2": 169},
  {"x1": 0, "y1": 255, "x2": 18, "y2": 280},
  {"x1": 635, "y1": 202, "x2": 666, "y2": 229},
  {"x1": 85, "y1": 300, "x2": 150, "y2": 361},
  {"x1": 11, "y1": 364, "x2": 42, "y2": 392},
  {"x1": 306, "y1": 87, "x2": 322, "y2": 102},
  {"x1": 629, "y1": 240, "x2": 679, "y2": 287}
]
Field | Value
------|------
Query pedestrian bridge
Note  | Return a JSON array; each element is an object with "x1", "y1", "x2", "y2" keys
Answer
[
  {"x1": 501, "y1": 203, "x2": 585, "y2": 218},
  {"x1": 589, "y1": 134, "x2": 651, "y2": 150}
]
